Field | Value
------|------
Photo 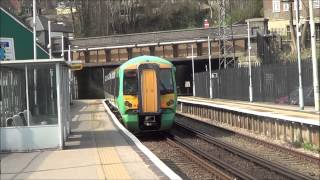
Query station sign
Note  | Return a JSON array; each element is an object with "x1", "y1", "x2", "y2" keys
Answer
[
  {"x1": 212, "y1": 73, "x2": 218, "y2": 78},
  {"x1": 0, "y1": 38, "x2": 15, "y2": 61},
  {"x1": 68, "y1": 60, "x2": 83, "y2": 71},
  {"x1": 70, "y1": 63, "x2": 83, "y2": 71},
  {"x1": 185, "y1": 81, "x2": 191, "y2": 88}
]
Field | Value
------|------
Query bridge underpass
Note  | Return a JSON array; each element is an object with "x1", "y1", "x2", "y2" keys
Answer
[{"x1": 75, "y1": 58, "x2": 222, "y2": 99}]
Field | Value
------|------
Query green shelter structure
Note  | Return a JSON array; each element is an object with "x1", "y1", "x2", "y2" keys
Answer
[{"x1": 0, "y1": 6, "x2": 49, "y2": 61}]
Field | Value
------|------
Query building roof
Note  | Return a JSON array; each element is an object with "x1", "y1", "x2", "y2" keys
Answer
[
  {"x1": 25, "y1": 15, "x2": 73, "y2": 33},
  {"x1": 245, "y1": 18, "x2": 269, "y2": 23},
  {"x1": 70, "y1": 24, "x2": 249, "y2": 50},
  {"x1": 0, "y1": 6, "x2": 49, "y2": 57}
]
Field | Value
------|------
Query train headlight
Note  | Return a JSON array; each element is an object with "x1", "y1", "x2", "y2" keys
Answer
[
  {"x1": 123, "y1": 95, "x2": 138, "y2": 109},
  {"x1": 161, "y1": 94, "x2": 175, "y2": 109},
  {"x1": 166, "y1": 99, "x2": 174, "y2": 106},
  {"x1": 125, "y1": 101, "x2": 132, "y2": 108}
]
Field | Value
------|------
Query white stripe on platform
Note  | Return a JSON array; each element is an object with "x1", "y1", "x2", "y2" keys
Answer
[
  {"x1": 178, "y1": 98, "x2": 320, "y2": 126},
  {"x1": 102, "y1": 100, "x2": 182, "y2": 180}
]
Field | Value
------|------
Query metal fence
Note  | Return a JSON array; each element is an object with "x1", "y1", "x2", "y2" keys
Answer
[
  {"x1": 194, "y1": 60, "x2": 315, "y2": 106},
  {"x1": 0, "y1": 68, "x2": 26, "y2": 124},
  {"x1": 195, "y1": 71, "x2": 210, "y2": 98},
  {"x1": 257, "y1": 32, "x2": 282, "y2": 64}
]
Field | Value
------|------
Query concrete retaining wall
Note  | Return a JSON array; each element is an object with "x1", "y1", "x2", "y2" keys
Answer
[
  {"x1": 0, "y1": 125, "x2": 60, "y2": 151},
  {"x1": 177, "y1": 102, "x2": 319, "y2": 147}
]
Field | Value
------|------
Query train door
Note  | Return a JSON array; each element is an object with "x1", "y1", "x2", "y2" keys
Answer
[{"x1": 141, "y1": 69, "x2": 158, "y2": 113}]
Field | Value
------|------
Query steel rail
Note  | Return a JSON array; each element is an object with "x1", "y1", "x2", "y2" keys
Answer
[
  {"x1": 165, "y1": 138, "x2": 233, "y2": 180},
  {"x1": 175, "y1": 121, "x2": 315, "y2": 180},
  {"x1": 233, "y1": 129, "x2": 320, "y2": 165},
  {"x1": 177, "y1": 113, "x2": 320, "y2": 165},
  {"x1": 169, "y1": 135, "x2": 256, "y2": 180}
]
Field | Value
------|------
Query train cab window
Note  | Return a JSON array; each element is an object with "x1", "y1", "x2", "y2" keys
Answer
[
  {"x1": 160, "y1": 69, "x2": 174, "y2": 94},
  {"x1": 124, "y1": 70, "x2": 137, "y2": 95}
]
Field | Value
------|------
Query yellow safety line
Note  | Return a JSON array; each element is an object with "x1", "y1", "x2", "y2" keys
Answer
[
  {"x1": 90, "y1": 101, "x2": 131, "y2": 180},
  {"x1": 98, "y1": 147, "x2": 131, "y2": 180},
  {"x1": 90, "y1": 103, "x2": 107, "y2": 180}
]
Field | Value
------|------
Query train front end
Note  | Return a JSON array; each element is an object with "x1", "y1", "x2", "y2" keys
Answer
[{"x1": 120, "y1": 58, "x2": 177, "y2": 133}]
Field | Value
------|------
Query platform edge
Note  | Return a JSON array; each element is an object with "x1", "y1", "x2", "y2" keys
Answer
[{"x1": 102, "y1": 100, "x2": 182, "y2": 180}]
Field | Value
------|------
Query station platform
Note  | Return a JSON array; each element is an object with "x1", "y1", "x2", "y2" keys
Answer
[
  {"x1": 0, "y1": 100, "x2": 180, "y2": 180},
  {"x1": 178, "y1": 96, "x2": 319, "y2": 125}
]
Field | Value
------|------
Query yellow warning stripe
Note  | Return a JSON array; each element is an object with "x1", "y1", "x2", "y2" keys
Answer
[
  {"x1": 97, "y1": 147, "x2": 131, "y2": 180},
  {"x1": 90, "y1": 102, "x2": 131, "y2": 180}
]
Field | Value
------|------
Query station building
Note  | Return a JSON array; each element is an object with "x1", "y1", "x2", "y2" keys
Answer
[{"x1": 0, "y1": 6, "x2": 70, "y2": 151}]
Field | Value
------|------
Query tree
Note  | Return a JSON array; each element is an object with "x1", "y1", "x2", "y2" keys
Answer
[
  {"x1": 288, "y1": 1, "x2": 297, "y2": 54},
  {"x1": 301, "y1": 0, "x2": 309, "y2": 49},
  {"x1": 230, "y1": 0, "x2": 263, "y2": 24},
  {"x1": 71, "y1": 0, "x2": 263, "y2": 37}
]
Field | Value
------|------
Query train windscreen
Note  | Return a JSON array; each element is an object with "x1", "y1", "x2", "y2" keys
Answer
[
  {"x1": 160, "y1": 69, "x2": 174, "y2": 94},
  {"x1": 123, "y1": 70, "x2": 138, "y2": 95}
]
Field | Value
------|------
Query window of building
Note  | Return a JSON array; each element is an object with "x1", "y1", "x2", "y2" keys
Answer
[
  {"x1": 24, "y1": 7, "x2": 32, "y2": 15},
  {"x1": 283, "y1": 2, "x2": 289, "y2": 11},
  {"x1": 314, "y1": 0, "x2": 320, "y2": 8},
  {"x1": 273, "y1": 0, "x2": 281, "y2": 12},
  {"x1": 286, "y1": 26, "x2": 291, "y2": 40},
  {"x1": 316, "y1": 23, "x2": 320, "y2": 40}
]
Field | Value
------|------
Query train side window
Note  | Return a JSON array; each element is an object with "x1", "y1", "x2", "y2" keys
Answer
[
  {"x1": 159, "y1": 68, "x2": 174, "y2": 94},
  {"x1": 123, "y1": 70, "x2": 137, "y2": 95},
  {"x1": 108, "y1": 80, "x2": 111, "y2": 94},
  {"x1": 110, "y1": 79, "x2": 113, "y2": 95},
  {"x1": 106, "y1": 79, "x2": 109, "y2": 94},
  {"x1": 115, "y1": 76, "x2": 119, "y2": 97},
  {"x1": 108, "y1": 79, "x2": 110, "y2": 94},
  {"x1": 112, "y1": 78, "x2": 115, "y2": 96}
]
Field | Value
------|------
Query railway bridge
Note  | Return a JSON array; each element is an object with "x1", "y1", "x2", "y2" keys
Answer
[{"x1": 67, "y1": 19, "x2": 268, "y2": 99}]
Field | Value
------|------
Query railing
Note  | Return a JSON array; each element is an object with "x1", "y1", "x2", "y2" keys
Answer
[{"x1": 194, "y1": 60, "x2": 316, "y2": 106}]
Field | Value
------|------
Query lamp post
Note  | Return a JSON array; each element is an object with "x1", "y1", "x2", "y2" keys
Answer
[
  {"x1": 247, "y1": 20, "x2": 253, "y2": 102},
  {"x1": 191, "y1": 44, "x2": 195, "y2": 97},
  {"x1": 309, "y1": 0, "x2": 319, "y2": 112},
  {"x1": 32, "y1": 0, "x2": 39, "y2": 115},
  {"x1": 48, "y1": 20, "x2": 52, "y2": 59},
  {"x1": 33, "y1": 0, "x2": 37, "y2": 61},
  {"x1": 208, "y1": 36, "x2": 213, "y2": 98},
  {"x1": 282, "y1": 0, "x2": 304, "y2": 109},
  {"x1": 61, "y1": 34, "x2": 65, "y2": 59},
  {"x1": 295, "y1": 0, "x2": 304, "y2": 110}
]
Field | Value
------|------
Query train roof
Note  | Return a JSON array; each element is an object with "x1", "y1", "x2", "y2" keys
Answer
[{"x1": 120, "y1": 56, "x2": 173, "y2": 70}]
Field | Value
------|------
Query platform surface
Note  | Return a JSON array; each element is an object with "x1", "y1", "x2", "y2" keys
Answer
[
  {"x1": 0, "y1": 100, "x2": 167, "y2": 180},
  {"x1": 178, "y1": 96, "x2": 319, "y2": 124}
]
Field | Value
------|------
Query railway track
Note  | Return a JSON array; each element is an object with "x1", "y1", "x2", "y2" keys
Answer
[
  {"x1": 107, "y1": 101, "x2": 318, "y2": 179},
  {"x1": 140, "y1": 134, "x2": 233, "y2": 180},
  {"x1": 108, "y1": 100, "x2": 232, "y2": 179},
  {"x1": 174, "y1": 114, "x2": 319, "y2": 179},
  {"x1": 177, "y1": 113, "x2": 320, "y2": 165}
]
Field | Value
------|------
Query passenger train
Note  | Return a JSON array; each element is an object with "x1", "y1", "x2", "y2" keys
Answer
[{"x1": 104, "y1": 56, "x2": 177, "y2": 133}]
